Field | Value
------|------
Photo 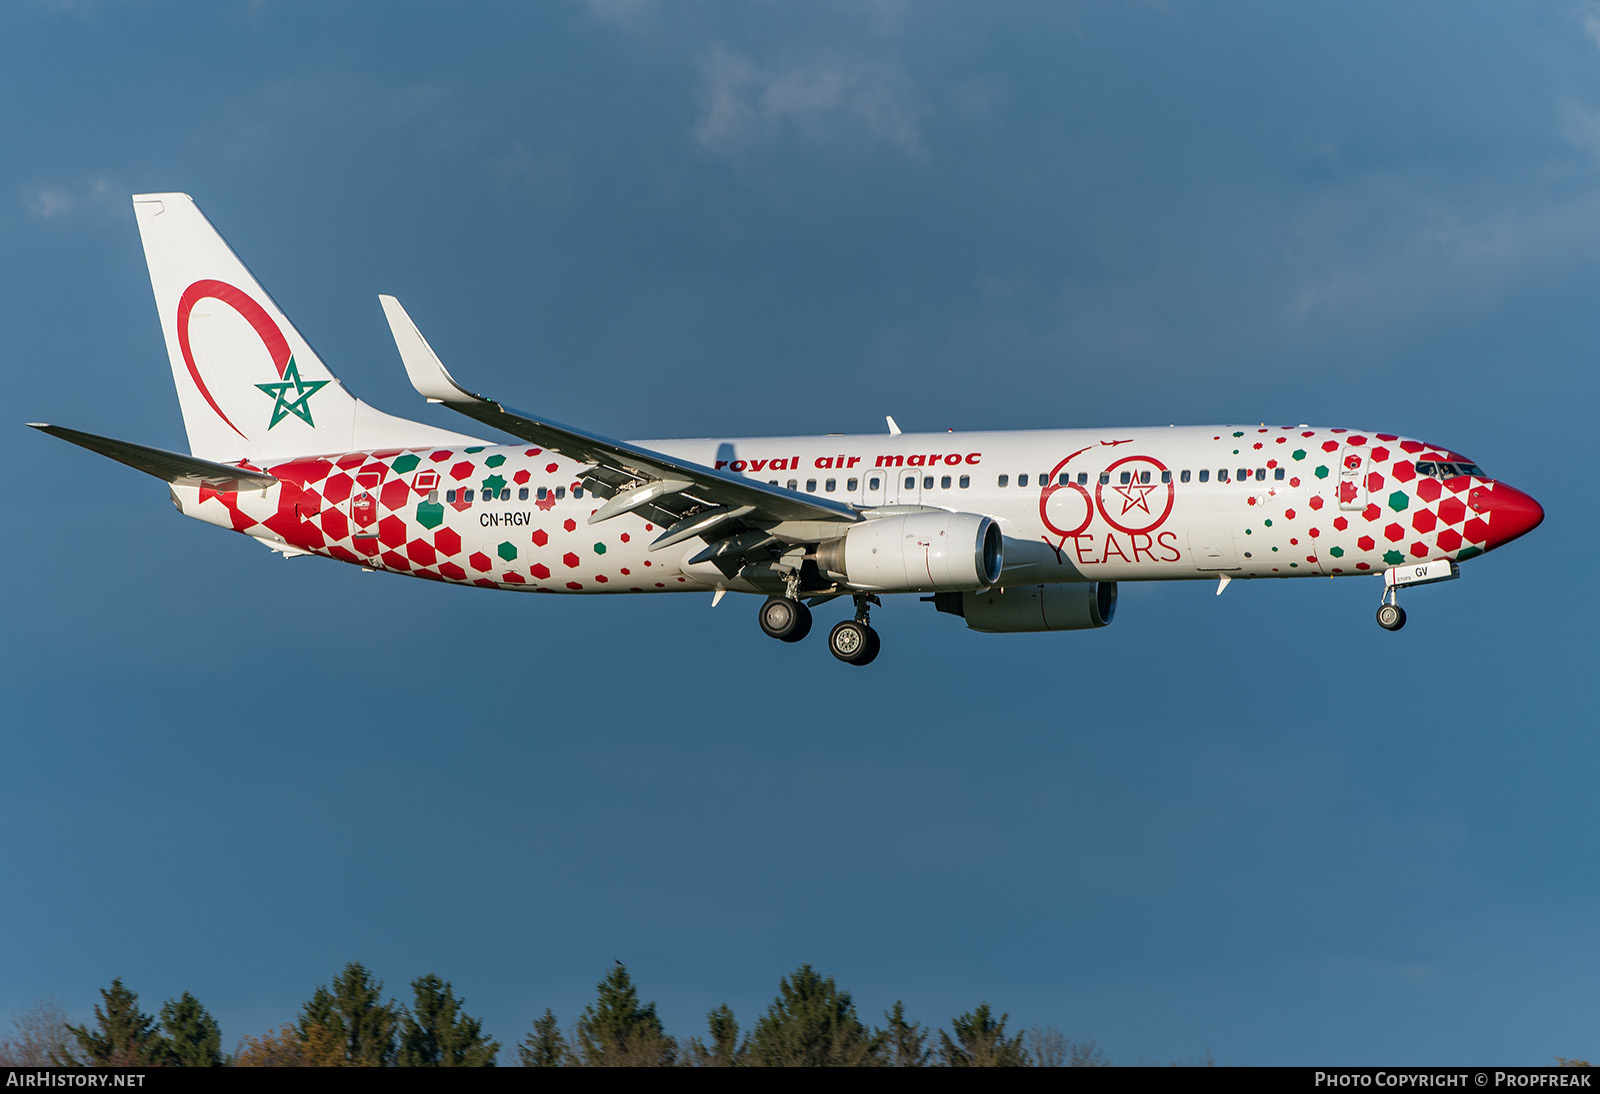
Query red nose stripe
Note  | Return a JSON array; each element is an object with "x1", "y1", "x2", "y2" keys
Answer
[{"x1": 1484, "y1": 485, "x2": 1544, "y2": 549}]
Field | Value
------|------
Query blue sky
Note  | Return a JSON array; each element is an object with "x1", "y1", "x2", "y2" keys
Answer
[{"x1": 3, "y1": 1, "x2": 1596, "y2": 1065}]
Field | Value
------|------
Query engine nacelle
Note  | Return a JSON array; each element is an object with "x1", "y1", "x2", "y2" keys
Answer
[
  {"x1": 929, "y1": 582, "x2": 1117, "y2": 633},
  {"x1": 816, "y1": 512, "x2": 1003, "y2": 593}
]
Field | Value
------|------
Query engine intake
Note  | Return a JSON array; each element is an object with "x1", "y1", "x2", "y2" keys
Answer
[
  {"x1": 816, "y1": 512, "x2": 1002, "y2": 592},
  {"x1": 928, "y1": 582, "x2": 1117, "y2": 632}
]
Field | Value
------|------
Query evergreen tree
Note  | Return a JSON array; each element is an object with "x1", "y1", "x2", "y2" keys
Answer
[
  {"x1": 574, "y1": 963, "x2": 676, "y2": 1067},
  {"x1": 160, "y1": 992, "x2": 226, "y2": 1067},
  {"x1": 57, "y1": 979, "x2": 171, "y2": 1067},
  {"x1": 518, "y1": 1010, "x2": 570, "y2": 1067},
  {"x1": 687, "y1": 1004, "x2": 744, "y2": 1067},
  {"x1": 938, "y1": 1003, "x2": 1030, "y2": 1067},
  {"x1": 298, "y1": 963, "x2": 400, "y2": 1067},
  {"x1": 396, "y1": 974, "x2": 499, "y2": 1067},
  {"x1": 883, "y1": 1001, "x2": 929, "y2": 1067},
  {"x1": 747, "y1": 965, "x2": 883, "y2": 1067}
]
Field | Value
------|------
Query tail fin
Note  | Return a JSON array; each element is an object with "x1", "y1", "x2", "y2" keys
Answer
[{"x1": 132, "y1": 193, "x2": 478, "y2": 463}]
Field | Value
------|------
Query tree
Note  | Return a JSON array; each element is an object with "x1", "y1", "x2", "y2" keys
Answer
[
  {"x1": 686, "y1": 1004, "x2": 745, "y2": 1067},
  {"x1": 299, "y1": 963, "x2": 400, "y2": 1067},
  {"x1": 518, "y1": 1010, "x2": 570, "y2": 1067},
  {"x1": 883, "y1": 1001, "x2": 929, "y2": 1067},
  {"x1": 0, "y1": 999, "x2": 72, "y2": 1067},
  {"x1": 746, "y1": 965, "x2": 883, "y2": 1067},
  {"x1": 396, "y1": 974, "x2": 499, "y2": 1067},
  {"x1": 1027, "y1": 1025, "x2": 1107, "y2": 1067},
  {"x1": 938, "y1": 1003, "x2": 1029, "y2": 1067},
  {"x1": 573, "y1": 963, "x2": 676, "y2": 1067},
  {"x1": 57, "y1": 979, "x2": 171, "y2": 1067},
  {"x1": 160, "y1": 992, "x2": 226, "y2": 1067}
]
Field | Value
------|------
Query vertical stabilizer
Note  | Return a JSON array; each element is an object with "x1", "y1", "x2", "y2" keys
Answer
[{"x1": 132, "y1": 194, "x2": 477, "y2": 462}]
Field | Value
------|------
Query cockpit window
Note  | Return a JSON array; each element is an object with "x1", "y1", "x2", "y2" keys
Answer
[{"x1": 1418, "y1": 460, "x2": 1486, "y2": 479}]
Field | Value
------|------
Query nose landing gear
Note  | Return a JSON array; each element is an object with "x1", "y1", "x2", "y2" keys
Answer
[{"x1": 1376, "y1": 585, "x2": 1406, "y2": 631}]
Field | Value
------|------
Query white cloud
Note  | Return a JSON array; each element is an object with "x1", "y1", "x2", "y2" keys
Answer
[
  {"x1": 693, "y1": 42, "x2": 923, "y2": 157},
  {"x1": 21, "y1": 178, "x2": 117, "y2": 221},
  {"x1": 1583, "y1": 7, "x2": 1600, "y2": 52}
]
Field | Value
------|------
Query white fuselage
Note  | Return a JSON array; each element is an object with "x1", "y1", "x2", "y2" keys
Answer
[{"x1": 174, "y1": 423, "x2": 1520, "y2": 595}]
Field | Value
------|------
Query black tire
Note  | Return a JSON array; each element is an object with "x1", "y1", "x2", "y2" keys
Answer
[
  {"x1": 829, "y1": 620, "x2": 877, "y2": 665},
  {"x1": 759, "y1": 596, "x2": 812, "y2": 643},
  {"x1": 1376, "y1": 603, "x2": 1406, "y2": 631}
]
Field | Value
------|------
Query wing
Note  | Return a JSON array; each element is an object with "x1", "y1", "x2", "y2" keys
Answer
[{"x1": 379, "y1": 297, "x2": 859, "y2": 573}]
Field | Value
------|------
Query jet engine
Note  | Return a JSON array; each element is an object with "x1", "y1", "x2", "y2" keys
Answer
[
  {"x1": 927, "y1": 582, "x2": 1117, "y2": 633},
  {"x1": 815, "y1": 512, "x2": 1003, "y2": 593}
]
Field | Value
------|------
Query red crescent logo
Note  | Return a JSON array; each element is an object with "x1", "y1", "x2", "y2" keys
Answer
[{"x1": 175, "y1": 280, "x2": 292, "y2": 439}]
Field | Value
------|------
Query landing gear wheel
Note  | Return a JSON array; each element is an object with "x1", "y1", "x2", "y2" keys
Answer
[
  {"x1": 829, "y1": 620, "x2": 880, "y2": 666},
  {"x1": 759, "y1": 596, "x2": 812, "y2": 643},
  {"x1": 1376, "y1": 603, "x2": 1407, "y2": 631}
]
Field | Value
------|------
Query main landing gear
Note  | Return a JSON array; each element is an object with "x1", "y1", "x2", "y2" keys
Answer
[
  {"x1": 1376, "y1": 587, "x2": 1407, "y2": 632},
  {"x1": 828, "y1": 594, "x2": 881, "y2": 667},
  {"x1": 756, "y1": 592, "x2": 881, "y2": 666},
  {"x1": 758, "y1": 594, "x2": 812, "y2": 643}
]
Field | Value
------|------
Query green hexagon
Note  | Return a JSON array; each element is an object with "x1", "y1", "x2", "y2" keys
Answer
[
  {"x1": 1244, "y1": 528, "x2": 1252, "y2": 535},
  {"x1": 1292, "y1": 449, "x2": 1306, "y2": 461},
  {"x1": 1458, "y1": 545, "x2": 1482, "y2": 561},
  {"x1": 1328, "y1": 545, "x2": 1344, "y2": 558},
  {"x1": 1388, "y1": 491, "x2": 1409, "y2": 512},
  {"x1": 1314, "y1": 465, "x2": 1329, "y2": 479},
  {"x1": 593, "y1": 542, "x2": 607, "y2": 555},
  {"x1": 415, "y1": 501, "x2": 444, "y2": 530},
  {"x1": 1264, "y1": 519, "x2": 1273, "y2": 527},
  {"x1": 1383, "y1": 549, "x2": 1405, "y2": 565},
  {"x1": 391, "y1": 453, "x2": 421, "y2": 475},
  {"x1": 464, "y1": 446, "x2": 486, "y2": 454},
  {"x1": 486, "y1": 454, "x2": 506, "y2": 468},
  {"x1": 482, "y1": 473, "x2": 507, "y2": 497},
  {"x1": 1232, "y1": 431, "x2": 1244, "y2": 438},
  {"x1": 498, "y1": 541, "x2": 518, "y2": 562}
]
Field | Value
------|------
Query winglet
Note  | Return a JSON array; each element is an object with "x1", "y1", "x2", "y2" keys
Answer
[
  {"x1": 886, "y1": 415, "x2": 902, "y2": 436},
  {"x1": 379, "y1": 295, "x2": 481, "y2": 405}
]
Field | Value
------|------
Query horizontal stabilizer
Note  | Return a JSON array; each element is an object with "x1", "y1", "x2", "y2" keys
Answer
[{"x1": 28, "y1": 423, "x2": 279, "y2": 489}]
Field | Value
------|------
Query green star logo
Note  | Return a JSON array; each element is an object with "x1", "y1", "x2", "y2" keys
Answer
[{"x1": 255, "y1": 355, "x2": 330, "y2": 430}]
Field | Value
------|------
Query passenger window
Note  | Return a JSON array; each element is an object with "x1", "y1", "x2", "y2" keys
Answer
[
  {"x1": 769, "y1": 479, "x2": 778, "y2": 486},
  {"x1": 1120, "y1": 471, "x2": 1131, "y2": 485},
  {"x1": 1254, "y1": 469, "x2": 1264, "y2": 481},
  {"x1": 904, "y1": 476, "x2": 915, "y2": 490},
  {"x1": 1274, "y1": 468, "x2": 1285, "y2": 480},
  {"x1": 464, "y1": 489, "x2": 475, "y2": 502},
  {"x1": 868, "y1": 476, "x2": 880, "y2": 490},
  {"x1": 846, "y1": 478, "x2": 857, "y2": 491},
  {"x1": 1138, "y1": 471, "x2": 1150, "y2": 485},
  {"x1": 788, "y1": 479, "x2": 798, "y2": 490},
  {"x1": 1160, "y1": 471, "x2": 1171, "y2": 484},
  {"x1": 923, "y1": 476, "x2": 934, "y2": 490},
  {"x1": 941, "y1": 475, "x2": 952, "y2": 489},
  {"x1": 1099, "y1": 473, "x2": 1110, "y2": 485},
  {"x1": 959, "y1": 475, "x2": 970, "y2": 488},
  {"x1": 1018, "y1": 474, "x2": 1029, "y2": 487},
  {"x1": 573, "y1": 487, "x2": 583, "y2": 499},
  {"x1": 446, "y1": 489, "x2": 456, "y2": 503},
  {"x1": 429, "y1": 490, "x2": 439, "y2": 503},
  {"x1": 998, "y1": 474, "x2": 1009, "y2": 487},
  {"x1": 1218, "y1": 470, "x2": 1229, "y2": 483},
  {"x1": 555, "y1": 487, "x2": 566, "y2": 500},
  {"x1": 1056, "y1": 473, "x2": 1068, "y2": 485},
  {"x1": 518, "y1": 487, "x2": 529, "y2": 501},
  {"x1": 1078, "y1": 472, "x2": 1088, "y2": 485},
  {"x1": 806, "y1": 479, "x2": 817, "y2": 492},
  {"x1": 825, "y1": 478, "x2": 836, "y2": 492},
  {"x1": 1198, "y1": 470, "x2": 1209, "y2": 483},
  {"x1": 501, "y1": 489, "x2": 511, "y2": 501}
]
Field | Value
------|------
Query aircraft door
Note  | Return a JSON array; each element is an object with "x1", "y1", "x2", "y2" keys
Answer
[
  {"x1": 1338, "y1": 445, "x2": 1366, "y2": 511},
  {"x1": 858, "y1": 468, "x2": 888, "y2": 508},
  {"x1": 351, "y1": 470, "x2": 381, "y2": 549},
  {"x1": 891, "y1": 467, "x2": 921, "y2": 505}
]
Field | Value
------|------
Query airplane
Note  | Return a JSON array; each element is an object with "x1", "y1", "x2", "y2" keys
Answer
[{"x1": 29, "y1": 194, "x2": 1545, "y2": 666}]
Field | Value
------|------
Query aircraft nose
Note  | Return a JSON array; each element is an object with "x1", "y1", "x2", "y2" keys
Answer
[{"x1": 1470, "y1": 483, "x2": 1544, "y2": 549}]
